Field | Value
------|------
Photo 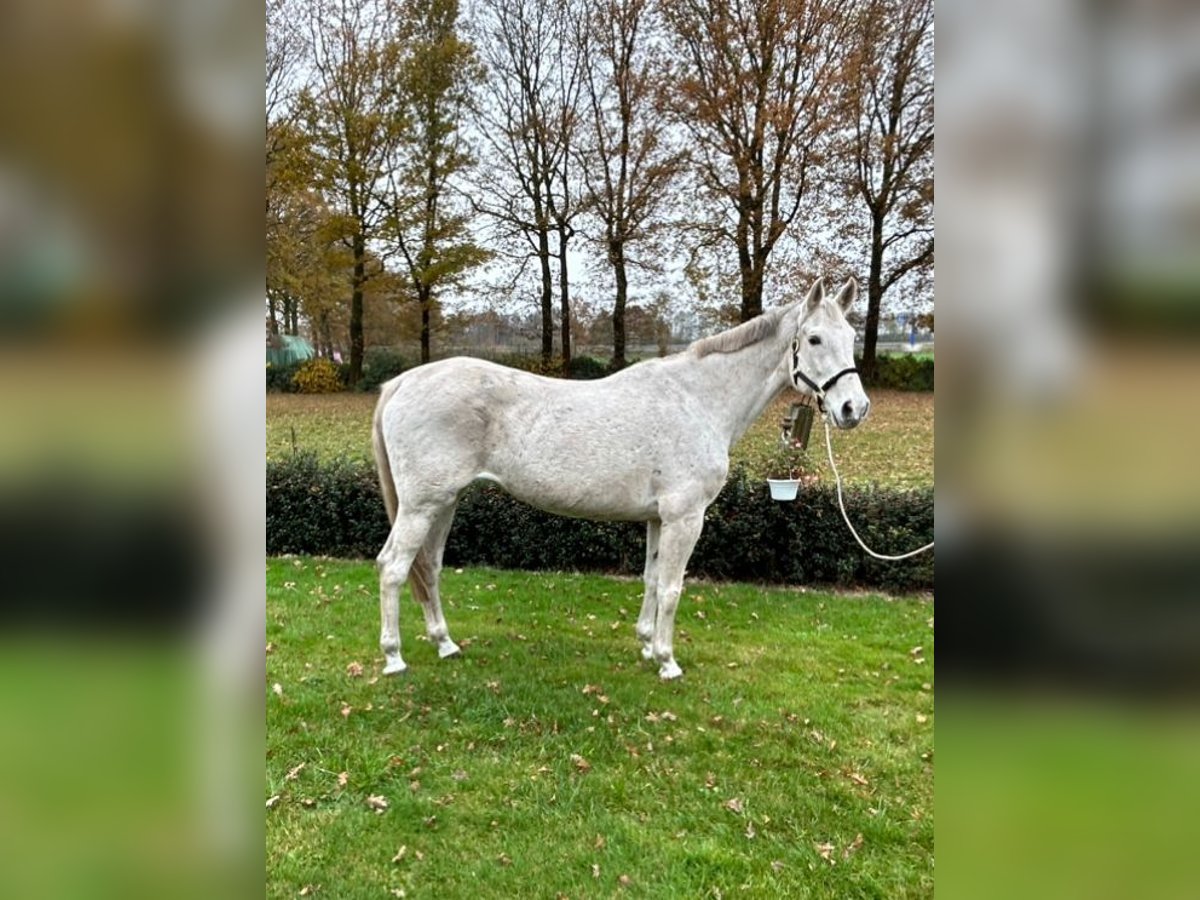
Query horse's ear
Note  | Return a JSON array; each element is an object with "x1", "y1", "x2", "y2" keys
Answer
[
  {"x1": 804, "y1": 278, "x2": 826, "y2": 311},
  {"x1": 834, "y1": 277, "x2": 858, "y2": 313}
]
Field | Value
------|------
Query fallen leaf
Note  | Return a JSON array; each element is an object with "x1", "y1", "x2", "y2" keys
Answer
[
  {"x1": 745, "y1": 820, "x2": 756, "y2": 839},
  {"x1": 272, "y1": 683, "x2": 283, "y2": 698},
  {"x1": 497, "y1": 853, "x2": 512, "y2": 866},
  {"x1": 594, "y1": 834, "x2": 606, "y2": 850},
  {"x1": 644, "y1": 712, "x2": 660, "y2": 723},
  {"x1": 451, "y1": 769, "x2": 469, "y2": 782},
  {"x1": 337, "y1": 771, "x2": 348, "y2": 788},
  {"x1": 770, "y1": 860, "x2": 785, "y2": 872},
  {"x1": 592, "y1": 863, "x2": 601, "y2": 879},
  {"x1": 848, "y1": 772, "x2": 869, "y2": 786},
  {"x1": 390, "y1": 890, "x2": 406, "y2": 898},
  {"x1": 705, "y1": 772, "x2": 717, "y2": 789},
  {"x1": 842, "y1": 833, "x2": 864, "y2": 860},
  {"x1": 266, "y1": 642, "x2": 275, "y2": 654},
  {"x1": 366, "y1": 795, "x2": 389, "y2": 812},
  {"x1": 340, "y1": 703, "x2": 352, "y2": 718},
  {"x1": 581, "y1": 684, "x2": 601, "y2": 695},
  {"x1": 409, "y1": 780, "x2": 421, "y2": 793},
  {"x1": 814, "y1": 841, "x2": 836, "y2": 864},
  {"x1": 661, "y1": 710, "x2": 677, "y2": 722},
  {"x1": 391, "y1": 846, "x2": 407, "y2": 863},
  {"x1": 570, "y1": 754, "x2": 592, "y2": 774},
  {"x1": 916, "y1": 713, "x2": 928, "y2": 724},
  {"x1": 414, "y1": 850, "x2": 425, "y2": 861},
  {"x1": 285, "y1": 762, "x2": 306, "y2": 782},
  {"x1": 299, "y1": 885, "x2": 316, "y2": 896},
  {"x1": 723, "y1": 797, "x2": 744, "y2": 814},
  {"x1": 266, "y1": 794, "x2": 280, "y2": 809},
  {"x1": 618, "y1": 874, "x2": 632, "y2": 887},
  {"x1": 346, "y1": 661, "x2": 364, "y2": 678}
]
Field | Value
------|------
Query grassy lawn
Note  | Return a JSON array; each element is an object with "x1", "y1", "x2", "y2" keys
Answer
[
  {"x1": 266, "y1": 388, "x2": 932, "y2": 490},
  {"x1": 267, "y1": 558, "x2": 934, "y2": 898}
]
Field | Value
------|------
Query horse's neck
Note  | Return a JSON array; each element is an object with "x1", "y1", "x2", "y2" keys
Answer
[{"x1": 680, "y1": 332, "x2": 793, "y2": 449}]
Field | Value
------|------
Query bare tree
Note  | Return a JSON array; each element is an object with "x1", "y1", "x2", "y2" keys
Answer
[
  {"x1": 662, "y1": 0, "x2": 849, "y2": 321},
  {"x1": 576, "y1": 0, "x2": 685, "y2": 368},
  {"x1": 473, "y1": 0, "x2": 583, "y2": 367},
  {"x1": 838, "y1": 0, "x2": 933, "y2": 379},
  {"x1": 295, "y1": 0, "x2": 404, "y2": 386}
]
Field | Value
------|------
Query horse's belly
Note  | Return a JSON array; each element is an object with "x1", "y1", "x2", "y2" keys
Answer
[{"x1": 486, "y1": 471, "x2": 657, "y2": 522}]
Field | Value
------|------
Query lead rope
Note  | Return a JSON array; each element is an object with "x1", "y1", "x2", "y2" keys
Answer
[{"x1": 821, "y1": 417, "x2": 935, "y2": 560}]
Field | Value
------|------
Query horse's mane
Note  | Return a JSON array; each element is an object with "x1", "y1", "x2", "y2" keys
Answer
[{"x1": 688, "y1": 307, "x2": 785, "y2": 358}]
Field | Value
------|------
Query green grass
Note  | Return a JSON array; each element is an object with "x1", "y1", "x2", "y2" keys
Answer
[
  {"x1": 267, "y1": 558, "x2": 934, "y2": 898},
  {"x1": 266, "y1": 390, "x2": 933, "y2": 490}
]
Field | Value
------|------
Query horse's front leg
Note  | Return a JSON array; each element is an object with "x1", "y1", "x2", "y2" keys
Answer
[
  {"x1": 651, "y1": 511, "x2": 705, "y2": 680},
  {"x1": 635, "y1": 520, "x2": 661, "y2": 661}
]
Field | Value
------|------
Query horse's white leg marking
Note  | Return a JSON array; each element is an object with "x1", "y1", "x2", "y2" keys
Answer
[
  {"x1": 651, "y1": 511, "x2": 705, "y2": 680},
  {"x1": 409, "y1": 504, "x2": 460, "y2": 660},
  {"x1": 376, "y1": 511, "x2": 435, "y2": 675},
  {"x1": 636, "y1": 520, "x2": 661, "y2": 660}
]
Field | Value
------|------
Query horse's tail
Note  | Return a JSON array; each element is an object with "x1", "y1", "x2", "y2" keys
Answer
[{"x1": 372, "y1": 377, "x2": 403, "y2": 526}]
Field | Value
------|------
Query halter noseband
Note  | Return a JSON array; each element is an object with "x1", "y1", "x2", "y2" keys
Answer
[{"x1": 790, "y1": 339, "x2": 859, "y2": 412}]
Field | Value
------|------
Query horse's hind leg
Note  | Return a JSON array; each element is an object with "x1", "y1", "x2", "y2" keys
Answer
[
  {"x1": 636, "y1": 520, "x2": 661, "y2": 661},
  {"x1": 376, "y1": 510, "x2": 436, "y2": 675},
  {"x1": 408, "y1": 503, "x2": 460, "y2": 660}
]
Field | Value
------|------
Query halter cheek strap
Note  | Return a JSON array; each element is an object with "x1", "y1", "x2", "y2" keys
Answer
[{"x1": 790, "y1": 339, "x2": 859, "y2": 412}]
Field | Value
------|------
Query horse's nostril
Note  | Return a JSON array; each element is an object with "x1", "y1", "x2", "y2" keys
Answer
[{"x1": 841, "y1": 400, "x2": 854, "y2": 420}]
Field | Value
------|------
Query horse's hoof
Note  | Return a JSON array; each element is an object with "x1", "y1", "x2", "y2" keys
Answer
[
  {"x1": 658, "y1": 660, "x2": 683, "y2": 680},
  {"x1": 382, "y1": 658, "x2": 408, "y2": 675},
  {"x1": 438, "y1": 640, "x2": 462, "y2": 659}
]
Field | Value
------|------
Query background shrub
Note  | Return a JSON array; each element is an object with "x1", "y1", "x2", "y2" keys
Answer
[
  {"x1": 859, "y1": 354, "x2": 934, "y2": 391},
  {"x1": 356, "y1": 347, "x2": 408, "y2": 392},
  {"x1": 267, "y1": 458, "x2": 933, "y2": 592},
  {"x1": 292, "y1": 357, "x2": 345, "y2": 394},
  {"x1": 266, "y1": 360, "x2": 303, "y2": 393}
]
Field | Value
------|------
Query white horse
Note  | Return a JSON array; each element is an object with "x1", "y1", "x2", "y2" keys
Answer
[{"x1": 372, "y1": 278, "x2": 869, "y2": 679}]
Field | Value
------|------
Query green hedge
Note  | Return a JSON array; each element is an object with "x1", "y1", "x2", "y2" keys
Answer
[
  {"x1": 859, "y1": 354, "x2": 934, "y2": 391},
  {"x1": 267, "y1": 455, "x2": 933, "y2": 593}
]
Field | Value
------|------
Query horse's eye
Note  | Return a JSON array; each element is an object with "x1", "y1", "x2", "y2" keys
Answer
[{"x1": 807, "y1": 336, "x2": 822, "y2": 346}]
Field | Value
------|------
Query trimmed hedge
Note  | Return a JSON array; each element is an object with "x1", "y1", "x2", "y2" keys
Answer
[
  {"x1": 267, "y1": 456, "x2": 933, "y2": 593},
  {"x1": 859, "y1": 354, "x2": 934, "y2": 391}
]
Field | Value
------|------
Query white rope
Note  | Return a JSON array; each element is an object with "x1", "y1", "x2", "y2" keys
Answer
[{"x1": 821, "y1": 417, "x2": 934, "y2": 561}]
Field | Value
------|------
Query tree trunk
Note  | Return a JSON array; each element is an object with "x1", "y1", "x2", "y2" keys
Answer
[
  {"x1": 558, "y1": 226, "x2": 571, "y2": 372},
  {"x1": 861, "y1": 210, "x2": 886, "y2": 382},
  {"x1": 735, "y1": 202, "x2": 762, "y2": 321},
  {"x1": 611, "y1": 240, "x2": 627, "y2": 369},
  {"x1": 419, "y1": 285, "x2": 432, "y2": 364},
  {"x1": 349, "y1": 231, "x2": 366, "y2": 386},
  {"x1": 268, "y1": 293, "x2": 280, "y2": 335},
  {"x1": 319, "y1": 310, "x2": 333, "y2": 359},
  {"x1": 538, "y1": 228, "x2": 554, "y2": 364}
]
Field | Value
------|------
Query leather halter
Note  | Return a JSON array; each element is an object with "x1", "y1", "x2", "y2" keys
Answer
[{"x1": 790, "y1": 338, "x2": 859, "y2": 412}]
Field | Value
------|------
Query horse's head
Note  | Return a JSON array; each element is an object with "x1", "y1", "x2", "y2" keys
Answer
[{"x1": 789, "y1": 278, "x2": 871, "y2": 429}]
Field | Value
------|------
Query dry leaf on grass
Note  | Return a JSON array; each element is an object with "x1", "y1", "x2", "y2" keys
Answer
[
  {"x1": 591, "y1": 863, "x2": 601, "y2": 879},
  {"x1": 814, "y1": 841, "x2": 836, "y2": 864},
  {"x1": 346, "y1": 661, "x2": 364, "y2": 677},
  {"x1": 847, "y1": 772, "x2": 869, "y2": 786},
  {"x1": 570, "y1": 754, "x2": 592, "y2": 774},
  {"x1": 723, "y1": 797, "x2": 744, "y2": 814},
  {"x1": 842, "y1": 833, "x2": 864, "y2": 860},
  {"x1": 337, "y1": 771, "x2": 348, "y2": 788},
  {"x1": 366, "y1": 795, "x2": 389, "y2": 812},
  {"x1": 391, "y1": 846, "x2": 407, "y2": 863},
  {"x1": 285, "y1": 763, "x2": 306, "y2": 781},
  {"x1": 266, "y1": 794, "x2": 280, "y2": 809}
]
